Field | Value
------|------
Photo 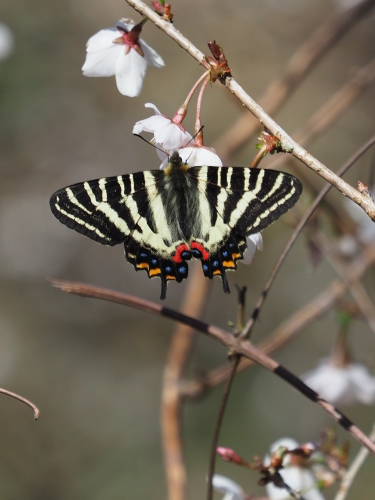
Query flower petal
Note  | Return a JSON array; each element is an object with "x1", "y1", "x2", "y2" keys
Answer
[
  {"x1": 212, "y1": 474, "x2": 246, "y2": 500},
  {"x1": 303, "y1": 363, "x2": 354, "y2": 406},
  {"x1": 265, "y1": 439, "x2": 325, "y2": 500},
  {"x1": 115, "y1": 49, "x2": 147, "y2": 97},
  {"x1": 348, "y1": 364, "x2": 375, "y2": 405},
  {"x1": 179, "y1": 147, "x2": 222, "y2": 167},
  {"x1": 144, "y1": 102, "x2": 162, "y2": 114},
  {"x1": 85, "y1": 28, "x2": 120, "y2": 53},
  {"x1": 133, "y1": 115, "x2": 171, "y2": 135},
  {"x1": 139, "y1": 39, "x2": 165, "y2": 68},
  {"x1": 241, "y1": 233, "x2": 263, "y2": 265},
  {"x1": 156, "y1": 123, "x2": 192, "y2": 150},
  {"x1": 82, "y1": 44, "x2": 120, "y2": 77}
]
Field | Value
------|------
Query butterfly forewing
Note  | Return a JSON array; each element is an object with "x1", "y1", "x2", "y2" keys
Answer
[{"x1": 50, "y1": 155, "x2": 302, "y2": 299}]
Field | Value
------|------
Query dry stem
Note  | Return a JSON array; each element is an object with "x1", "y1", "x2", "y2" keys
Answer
[
  {"x1": 125, "y1": 0, "x2": 375, "y2": 220},
  {"x1": 50, "y1": 278, "x2": 375, "y2": 455}
]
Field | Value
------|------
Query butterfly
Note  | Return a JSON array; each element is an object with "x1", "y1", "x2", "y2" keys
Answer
[{"x1": 50, "y1": 151, "x2": 302, "y2": 299}]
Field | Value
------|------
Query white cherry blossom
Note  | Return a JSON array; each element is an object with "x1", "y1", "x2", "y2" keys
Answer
[
  {"x1": 133, "y1": 103, "x2": 192, "y2": 151},
  {"x1": 265, "y1": 438, "x2": 325, "y2": 500},
  {"x1": 158, "y1": 145, "x2": 222, "y2": 170},
  {"x1": 241, "y1": 233, "x2": 263, "y2": 265},
  {"x1": 82, "y1": 19, "x2": 164, "y2": 97},
  {"x1": 303, "y1": 360, "x2": 375, "y2": 406},
  {"x1": 179, "y1": 146, "x2": 223, "y2": 167},
  {"x1": 212, "y1": 474, "x2": 248, "y2": 500}
]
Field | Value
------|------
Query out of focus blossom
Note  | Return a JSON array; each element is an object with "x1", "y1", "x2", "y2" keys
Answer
[
  {"x1": 82, "y1": 19, "x2": 164, "y2": 97},
  {"x1": 241, "y1": 233, "x2": 263, "y2": 265},
  {"x1": 133, "y1": 102, "x2": 192, "y2": 152},
  {"x1": 212, "y1": 474, "x2": 248, "y2": 500},
  {"x1": 303, "y1": 360, "x2": 375, "y2": 407},
  {"x1": 338, "y1": 187, "x2": 375, "y2": 257},
  {"x1": 265, "y1": 438, "x2": 325, "y2": 500},
  {"x1": 0, "y1": 22, "x2": 14, "y2": 61}
]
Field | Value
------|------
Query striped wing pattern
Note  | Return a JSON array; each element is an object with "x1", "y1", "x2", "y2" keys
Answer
[{"x1": 50, "y1": 160, "x2": 302, "y2": 299}]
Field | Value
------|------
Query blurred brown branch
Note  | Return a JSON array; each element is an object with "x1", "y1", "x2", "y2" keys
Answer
[
  {"x1": 126, "y1": 0, "x2": 375, "y2": 220},
  {"x1": 50, "y1": 278, "x2": 375, "y2": 455},
  {"x1": 335, "y1": 424, "x2": 375, "y2": 500},
  {"x1": 265, "y1": 57, "x2": 375, "y2": 231},
  {"x1": 214, "y1": 0, "x2": 375, "y2": 162},
  {"x1": 181, "y1": 242, "x2": 375, "y2": 398},
  {"x1": 161, "y1": 266, "x2": 209, "y2": 500}
]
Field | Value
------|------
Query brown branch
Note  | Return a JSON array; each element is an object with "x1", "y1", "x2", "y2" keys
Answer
[
  {"x1": 335, "y1": 423, "x2": 375, "y2": 500},
  {"x1": 50, "y1": 278, "x2": 375, "y2": 455},
  {"x1": 161, "y1": 265, "x2": 209, "y2": 500},
  {"x1": 0, "y1": 387, "x2": 40, "y2": 420},
  {"x1": 181, "y1": 242, "x2": 375, "y2": 398},
  {"x1": 125, "y1": 0, "x2": 375, "y2": 221},
  {"x1": 207, "y1": 287, "x2": 246, "y2": 500},
  {"x1": 213, "y1": 0, "x2": 375, "y2": 162},
  {"x1": 316, "y1": 230, "x2": 375, "y2": 335},
  {"x1": 180, "y1": 136, "x2": 375, "y2": 397},
  {"x1": 265, "y1": 57, "x2": 375, "y2": 189},
  {"x1": 240, "y1": 135, "x2": 375, "y2": 341}
]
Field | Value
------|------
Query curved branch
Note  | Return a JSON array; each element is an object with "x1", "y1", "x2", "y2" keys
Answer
[
  {"x1": 125, "y1": 0, "x2": 375, "y2": 220},
  {"x1": 214, "y1": 0, "x2": 375, "y2": 161},
  {"x1": 0, "y1": 387, "x2": 40, "y2": 420},
  {"x1": 50, "y1": 278, "x2": 375, "y2": 455}
]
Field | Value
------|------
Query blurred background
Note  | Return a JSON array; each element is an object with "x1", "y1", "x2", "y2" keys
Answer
[{"x1": 0, "y1": 0, "x2": 375, "y2": 498}]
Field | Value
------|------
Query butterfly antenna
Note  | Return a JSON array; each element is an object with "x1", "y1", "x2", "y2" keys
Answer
[
  {"x1": 133, "y1": 133, "x2": 170, "y2": 160},
  {"x1": 178, "y1": 126, "x2": 205, "y2": 164},
  {"x1": 181, "y1": 126, "x2": 204, "y2": 151}
]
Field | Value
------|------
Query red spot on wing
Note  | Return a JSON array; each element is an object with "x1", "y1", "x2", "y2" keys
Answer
[
  {"x1": 191, "y1": 241, "x2": 210, "y2": 260},
  {"x1": 172, "y1": 243, "x2": 190, "y2": 263}
]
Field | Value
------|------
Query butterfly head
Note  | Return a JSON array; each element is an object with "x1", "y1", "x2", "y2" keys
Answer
[{"x1": 164, "y1": 150, "x2": 189, "y2": 176}]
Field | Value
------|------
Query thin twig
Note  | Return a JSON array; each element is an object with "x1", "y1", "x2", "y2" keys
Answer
[
  {"x1": 213, "y1": 0, "x2": 375, "y2": 162},
  {"x1": 50, "y1": 278, "x2": 375, "y2": 455},
  {"x1": 335, "y1": 424, "x2": 375, "y2": 500},
  {"x1": 207, "y1": 287, "x2": 246, "y2": 500},
  {"x1": 180, "y1": 241, "x2": 375, "y2": 398},
  {"x1": 268, "y1": 58, "x2": 375, "y2": 171},
  {"x1": 161, "y1": 265, "x2": 209, "y2": 500},
  {"x1": 207, "y1": 356, "x2": 239, "y2": 500},
  {"x1": 125, "y1": 0, "x2": 375, "y2": 220},
  {"x1": 315, "y1": 230, "x2": 375, "y2": 336},
  {"x1": 240, "y1": 135, "x2": 375, "y2": 341},
  {"x1": 0, "y1": 387, "x2": 40, "y2": 420}
]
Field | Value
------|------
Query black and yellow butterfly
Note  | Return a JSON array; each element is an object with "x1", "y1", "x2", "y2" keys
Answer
[{"x1": 50, "y1": 152, "x2": 302, "y2": 299}]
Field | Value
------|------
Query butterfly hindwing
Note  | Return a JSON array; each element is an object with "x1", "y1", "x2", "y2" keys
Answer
[{"x1": 50, "y1": 154, "x2": 302, "y2": 299}]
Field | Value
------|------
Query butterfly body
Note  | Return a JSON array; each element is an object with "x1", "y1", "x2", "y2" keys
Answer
[{"x1": 50, "y1": 152, "x2": 302, "y2": 299}]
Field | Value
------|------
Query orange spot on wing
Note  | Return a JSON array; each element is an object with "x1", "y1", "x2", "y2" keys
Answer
[
  {"x1": 223, "y1": 261, "x2": 235, "y2": 268},
  {"x1": 149, "y1": 268, "x2": 161, "y2": 276},
  {"x1": 231, "y1": 253, "x2": 241, "y2": 260},
  {"x1": 166, "y1": 275, "x2": 176, "y2": 280},
  {"x1": 137, "y1": 262, "x2": 149, "y2": 269},
  {"x1": 213, "y1": 270, "x2": 222, "y2": 276}
]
